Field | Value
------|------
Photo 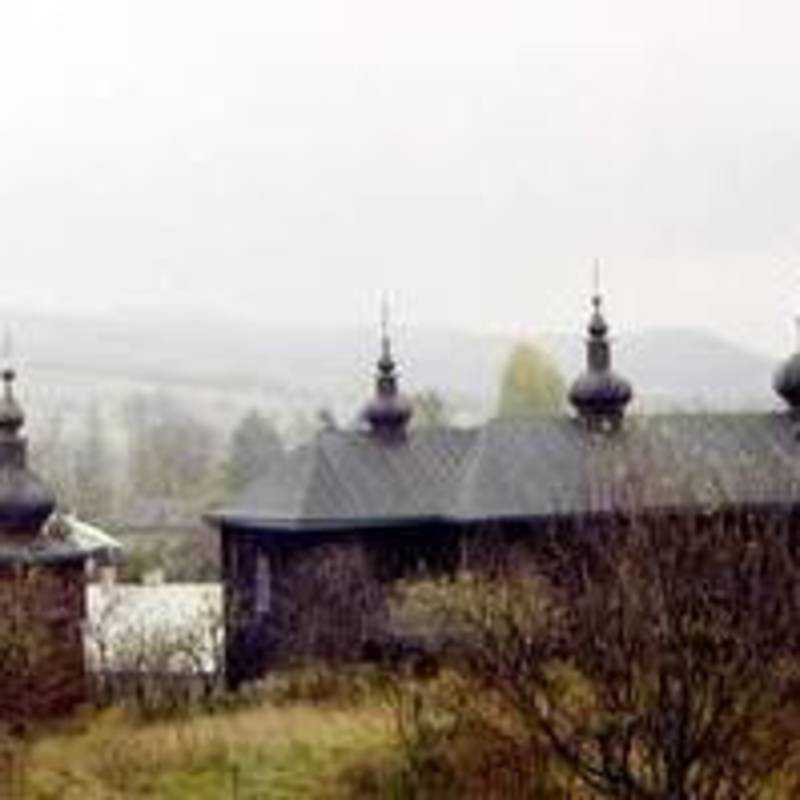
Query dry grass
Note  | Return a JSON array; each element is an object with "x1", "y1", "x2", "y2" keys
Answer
[
  {"x1": 17, "y1": 701, "x2": 395, "y2": 799},
  {"x1": 5, "y1": 661, "x2": 800, "y2": 799}
]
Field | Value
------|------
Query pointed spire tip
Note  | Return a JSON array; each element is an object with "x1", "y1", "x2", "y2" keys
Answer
[
  {"x1": 378, "y1": 292, "x2": 394, "y2": 367},
  {"x1": 591, "y1": 260, "x2": 603, "y2": 309}
]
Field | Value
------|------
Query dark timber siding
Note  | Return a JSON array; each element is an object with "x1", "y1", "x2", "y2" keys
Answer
[{"x1": 0, "y1": 562, "x2": 87, "y2": 721}]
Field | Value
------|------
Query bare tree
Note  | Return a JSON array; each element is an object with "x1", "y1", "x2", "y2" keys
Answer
[
  {"x1": 73, "y1": 401, "x2": 115, "y2": 520},
  {"x1": 400, "y1": 508, "x2": 800, "y2": 799},
  {"x1": 122, "y1": 390, "x2": 221, "y2": 503}
]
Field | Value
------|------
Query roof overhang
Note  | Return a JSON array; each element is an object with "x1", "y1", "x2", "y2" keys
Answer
[{"x1": 205, "y1": 500, "x2": 800, "y2": 538}]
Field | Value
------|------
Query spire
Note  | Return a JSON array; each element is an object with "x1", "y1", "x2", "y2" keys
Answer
[
  {"x1": 380, "y1": 292, "x2": 390, "y2": 355},
  {"x1": 773, "y1": 314, "x2": 800, "y2": 412},
  {"x1": 376, "y1": 292, "x2": 397, "y2": 394},
  {"x1": 362, "y1": 296, "x2": 412, "y2": 441},
  {"x1": 586, "y1": 293, "x2": 611, "y2": 370},
  {"x1": 0, "y1": 328, "x2": 23, "y2": 440},
  {"x1": 588, "y1": 259, "x2": 609, "y2": 341},
  {"x1": 0, "y1": 367, "x2": 24, "y2": 440},
  {"x1": 568, "y1": 268, "x2": 633, "y2": 431},
  {"x1": 0, "y1": 332, "x2": 56, "y2": 534}
]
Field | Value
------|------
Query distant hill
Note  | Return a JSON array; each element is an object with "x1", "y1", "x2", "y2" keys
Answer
[
  {"x1": 595, "y1": 328, "x2": 778, "y2": 412},
  {"x1": 0, "y1": 307, "x2": 782, "y2": 436}
]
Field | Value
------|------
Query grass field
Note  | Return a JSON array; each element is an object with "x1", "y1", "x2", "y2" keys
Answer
[
  {"x1": 16, "y1": 700, "x2": 397, "y2": 799},
  {"x1": 7, "y1": 662, "x2": 800, "y2": 800}
]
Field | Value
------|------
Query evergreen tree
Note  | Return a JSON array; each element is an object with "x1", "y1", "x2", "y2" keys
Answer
[{"x1": 226, "y1": 410, "x2": 283, "y2": 495}]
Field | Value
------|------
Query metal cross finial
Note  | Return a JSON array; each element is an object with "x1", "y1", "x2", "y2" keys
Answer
[
  {"x1": 592, "y1": 259, "x2": 602, "y2": 310},
  {"x1": 380, "y1": 291, "x2": 393, "y2": 363},
  {"x1": 380, "y1": 292, "x2": 389, "y2": 342},
  {"x1": 0, "y1": 327, "x2": 15, "y2": 397}
]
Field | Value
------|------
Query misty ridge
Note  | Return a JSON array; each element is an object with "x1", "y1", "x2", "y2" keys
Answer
[{"x1": 4, "y1": 304, "x2": 779, "y2": 440}]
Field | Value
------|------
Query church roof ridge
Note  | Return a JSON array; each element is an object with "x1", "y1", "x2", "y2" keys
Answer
[{"x1": 211, "y1": 410, "x2": 800, "y2": 531}]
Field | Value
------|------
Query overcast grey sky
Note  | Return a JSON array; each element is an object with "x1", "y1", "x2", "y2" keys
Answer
[{"x1": 0, "y1": 1, "x2": 799, "y2": 356}]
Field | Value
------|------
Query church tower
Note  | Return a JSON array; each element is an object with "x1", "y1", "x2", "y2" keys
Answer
[{"x1": 568, "y1": 281, "x2": 633, "y2": 431}]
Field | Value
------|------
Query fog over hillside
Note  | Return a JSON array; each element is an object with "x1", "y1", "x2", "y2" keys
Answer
[{"x1": 2, "y1": 307, "x2": 782, "y2": 436}]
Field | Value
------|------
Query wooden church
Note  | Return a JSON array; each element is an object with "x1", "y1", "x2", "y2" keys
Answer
[{"x1": 209, "y1": 292, "x2": 800, "y2": 686}]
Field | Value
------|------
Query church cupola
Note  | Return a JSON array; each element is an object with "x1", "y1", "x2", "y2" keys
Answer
[
  {"x1": 773, "y1": 317, "x2": 800, "y2": 413},
  {"x1": 361, "y1": 302, "x2": 413, "y2": 442},
  {"x1": 569, "y1": 285, "x2": 633, "y2": 432},
  {"x1": 0, "y1": 362, "x2": 56, "y2": 535}
]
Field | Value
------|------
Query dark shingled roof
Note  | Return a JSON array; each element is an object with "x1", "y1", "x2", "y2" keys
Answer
[
  {"x1": 214, "y1": 427, "x2": 477, "y2": 529},
  {"x1": 209, "y1": 413, "x2": 800, "y2": 532}
]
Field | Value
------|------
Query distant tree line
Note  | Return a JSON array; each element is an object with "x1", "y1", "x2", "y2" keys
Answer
[
  {"x1": 28, "y1": 391, "x2": 287, "y2": 527},
  {"x1": 25, "y1": 339, "x2": 566, "y2": 527}
]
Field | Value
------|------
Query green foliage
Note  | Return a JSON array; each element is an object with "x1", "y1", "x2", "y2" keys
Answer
[
  {"x1": 410, "y1": 390, "x2": 450, "y2": 429},
  {"x1": 225, "y1": 409, "x2": 283, "y2": 495},
  {"x1": 114, "y1": 541, "x2": 165, "y2": 583},
  {"x1": 259, "y1": 664, "x2": 389, "y2": 708},
  {"x1": 497, "y1": 341, "x2": 565, "y2": 418},
  {"x1": 115, "y1": 530, "x2": 220, "y2": 583}
]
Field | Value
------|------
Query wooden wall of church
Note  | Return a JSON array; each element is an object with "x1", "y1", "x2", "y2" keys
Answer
[{"x1": 0, "y1": 562, "x2": 87, "y2": 723}]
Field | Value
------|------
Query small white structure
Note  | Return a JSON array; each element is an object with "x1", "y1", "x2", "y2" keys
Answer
[{"x1": 86, "y1": 582, "x2": 223, "y2": 674}]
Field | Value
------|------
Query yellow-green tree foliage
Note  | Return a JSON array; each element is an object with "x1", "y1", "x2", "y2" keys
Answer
[{"x1": 497, "y1": 342, "x2": 565, "y2": 417}]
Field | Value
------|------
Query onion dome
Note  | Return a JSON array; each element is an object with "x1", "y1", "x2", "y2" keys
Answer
[
  {"x1": 0, "y1": 367, "x2": 56, "y2": 535},
  {"x1": 569, "y1": 293, "x2": 633, "y2": 431},
  {"x1": 774, "y1": 318, "x2": 800, "y2": 411},
  {"x1": 362, "y1": 316, "x2": 413, "y2": 442}
]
